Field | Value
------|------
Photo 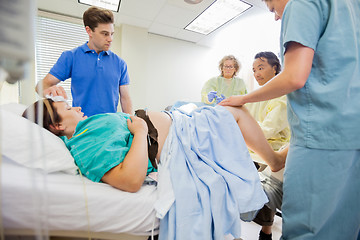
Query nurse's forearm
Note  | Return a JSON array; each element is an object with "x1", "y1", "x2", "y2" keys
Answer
[{"x1": 242, "y1": 72, "x2": 296, "y2": 104}]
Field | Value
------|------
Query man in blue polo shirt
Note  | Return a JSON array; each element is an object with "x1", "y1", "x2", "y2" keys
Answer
[{"x1": 36, "y1": 6, "x2": 132, "y2": 117}]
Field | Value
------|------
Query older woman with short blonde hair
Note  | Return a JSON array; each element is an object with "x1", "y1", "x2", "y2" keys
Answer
[{"x1": 201, "y1": 55, "x2": 247, "y2": 104}]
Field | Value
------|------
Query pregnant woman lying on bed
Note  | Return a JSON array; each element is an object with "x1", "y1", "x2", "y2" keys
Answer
[{"x1": 22, "y1": 98, "x2": 287, "y2": 193}]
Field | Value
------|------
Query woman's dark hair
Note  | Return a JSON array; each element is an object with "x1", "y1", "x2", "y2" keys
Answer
[
  {"x1": 254, "y1": 51, "x2": 281, "y2": 75},
  {"x1": 22, "y1": 99, "x2": 63, "y2": 136},
  {"x1": 83, "y1": 6, "x2": 114, "y2": 31}
]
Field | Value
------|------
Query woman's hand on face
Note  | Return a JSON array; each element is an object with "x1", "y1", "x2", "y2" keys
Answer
[
  {"x1": 127, "y1": 116, "x2": 148, "y2": 136},
  {"x1": 218, "y1": 95, "x2": 246, "y2": 107}
]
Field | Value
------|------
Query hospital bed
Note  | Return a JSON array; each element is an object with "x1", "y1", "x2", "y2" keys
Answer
[
  {"x1": 0, "y1": 103, "x2": 159, "y2": 240},
  {"x1": 1, "y1": 102, "x2": 273, "y2": 239}
]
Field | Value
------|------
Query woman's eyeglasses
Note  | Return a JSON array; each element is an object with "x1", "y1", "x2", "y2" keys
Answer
[{"x1": 223, "y1": 65, "x2": 235, "y2": 69}]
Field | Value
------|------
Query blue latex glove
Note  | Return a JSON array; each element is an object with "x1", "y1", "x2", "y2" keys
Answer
[
  {"x1": 216, "y1": 94, "x2": 226, "y2": 104},
  {"x1": 207, "y1": 91, "x2": 218, "y2": 102}
]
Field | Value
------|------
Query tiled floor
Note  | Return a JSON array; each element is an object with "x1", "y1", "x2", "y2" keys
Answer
[{"x1": 225, "y1": 215, "x2": 282, "y2": 240}]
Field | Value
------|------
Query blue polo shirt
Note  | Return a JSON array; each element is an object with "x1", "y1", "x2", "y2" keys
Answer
[
  {"x1": 50, "y1": 42, "x2": 130, "y2": 117},
  {"x1": 280, "y1": 0, "x2": 360, "y2": 149}
]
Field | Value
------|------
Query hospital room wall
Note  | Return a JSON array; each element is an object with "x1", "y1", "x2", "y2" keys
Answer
[
  {"x1": 0, "y1": 82, "x2": 18, "y2": 104},
  {"x1": 118, "y1": 13, "x2": 281, "y2": 112},
  {"x1": 0, "y1": 61, "x2": 37, "y2": 105},
  {"x1": 119, "y1": 24, "x2": 217, "y2": 112},
  {"x1": 119, "y1": 24, "x2": 263, "y2": 112}
]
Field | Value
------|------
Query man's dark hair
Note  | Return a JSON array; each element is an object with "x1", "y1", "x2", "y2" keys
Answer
[
  {"x1": 254, "y1": 51, "x2": 281, "y2": 75},
  {"x1": 83, "y1": 6, "x2": 114, "y2": 31}
]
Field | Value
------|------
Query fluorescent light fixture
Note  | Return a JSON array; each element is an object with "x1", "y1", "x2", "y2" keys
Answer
[
  {"x1": 185, "y1": 0, "x2": 252, "y2": 35},
  {"x1": 78, "y1": 0, "x2": 121, "y2": 12}
]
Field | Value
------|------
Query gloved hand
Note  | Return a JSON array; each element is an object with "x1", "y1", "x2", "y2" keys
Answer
[
  {"x1": 216, "y1": 94, "x2": 226, "y2": 104},
  {"x1": 207, "y1": 91, "x2": 218, "y2": 102}
]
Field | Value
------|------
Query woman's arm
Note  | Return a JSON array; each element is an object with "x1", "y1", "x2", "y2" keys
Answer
[
  {"x1": 201, "y1": 77, "x2": 217, "y2": 103},
  {"x1": 101, "y1": 116, "x2": 149, "y2": 192},
  {"x1": 219, "y1": 42, "x2": 314, "y2": 106}
]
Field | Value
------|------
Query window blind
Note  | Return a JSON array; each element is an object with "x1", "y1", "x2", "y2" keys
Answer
[{"x1": 35, "y1": 15, "x2": 88, "y2": 106}]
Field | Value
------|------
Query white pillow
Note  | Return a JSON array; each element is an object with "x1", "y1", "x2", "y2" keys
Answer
[
  {"x1": 0, "y1": 102, "x2": 27, "y2": 116},
  {"x1": 0, "y1": 105, "x2": 78, "y2": 174}
]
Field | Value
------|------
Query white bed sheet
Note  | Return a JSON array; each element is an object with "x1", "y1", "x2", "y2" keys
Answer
[{"x1": 1, "y1": 156, "x2": 159, "y2": 236}]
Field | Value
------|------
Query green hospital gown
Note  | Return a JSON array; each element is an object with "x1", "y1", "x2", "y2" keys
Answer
[
  {"x1": 62, "y1": 112, "x2": 156, "y2": 182},
  {"x1": 201, "y1": 76, "x2": 247, "y2": 104}
]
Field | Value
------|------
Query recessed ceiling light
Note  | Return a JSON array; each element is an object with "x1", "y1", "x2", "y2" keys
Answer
[
  {"x1": 185, "y1": 0, "x2": 252, "y2": 35},
  {"x1": 78, "y1": 0, "x2": 121, "y2": 12}
]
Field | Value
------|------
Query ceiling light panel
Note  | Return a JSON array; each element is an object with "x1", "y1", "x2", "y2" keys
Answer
[
  {"x1": 78, "y1": 0, "x2": 121, "y2": 12},
  {"x1": 185, "y1": 0, "x2": 252, "y2": 35}
]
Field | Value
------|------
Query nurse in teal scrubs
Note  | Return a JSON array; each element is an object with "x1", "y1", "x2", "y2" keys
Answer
[{"x1": 220, "y1": 0, "x2": 360, "y2": 239}]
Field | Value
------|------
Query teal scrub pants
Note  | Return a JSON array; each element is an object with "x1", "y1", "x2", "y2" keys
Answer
[{"x1": 281, "y1": 145, "x2": 360, "y2": 240}]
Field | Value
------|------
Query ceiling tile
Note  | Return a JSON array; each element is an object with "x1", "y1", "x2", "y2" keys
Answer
[
  {"x1": 148, "y1": 22, "x2": 180, "y2": 38},
  {"x1": 175, "y1": 29, "x2": 205, "y2": 43},
  {"x1": 166, "y1": 0, "x2": 213, "y2": 12},
  {"x1": 153, "y1": 4, "x2": 196, "y2": 28},
  {"x1": 119, "y1": 0, "x2": 167, "y2": 21},
  {"x1": 117, "y1": 14, "x2": 153, "y2": 29}
]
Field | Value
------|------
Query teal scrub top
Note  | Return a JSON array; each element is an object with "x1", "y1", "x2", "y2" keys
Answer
[
  {"x1": 63, "y1": 112, "x2": 157, "y2": 182},
  {"x1": 280, "y1": 0, "x2": 360, "y2": 149}
]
